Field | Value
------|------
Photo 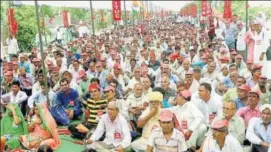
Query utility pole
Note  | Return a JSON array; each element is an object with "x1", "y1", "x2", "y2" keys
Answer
[
  {"x1": 245, "y1": 0, "x2": 248, "y2": 61},
  {"x1": 34, "y1": 0, "x2": 50, "y2": 106},
  {"x1": 124, "y1": 0, "x2": 127, "y2": 31},
  {"x1": 89, "y1": 0, "x2": 97, "y2": 51}
]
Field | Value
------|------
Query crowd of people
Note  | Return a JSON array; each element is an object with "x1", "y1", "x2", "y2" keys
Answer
[{"x1": 1, "y1": 13, "x2": 271, "y2": 152}]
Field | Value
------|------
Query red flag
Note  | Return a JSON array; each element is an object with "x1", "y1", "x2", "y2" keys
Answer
[
  {"x1": 7, "y1": 8, "x2": 18, "y2": 35},
  {"x1": 206, "y1": 2, "x2": 213, "y2": 17},
  {"x1": 202, "y1": 0, "x2": 207, "y2": 17},
  {"x1": 112, "y1": 0, "x2": 121, "y2": 21},
  {"x1": 223, "y1": 1, "x2": 232, "y2": 19},
  {"x1": 62, "y1": 10, "x2": 69, "y2": 27}
]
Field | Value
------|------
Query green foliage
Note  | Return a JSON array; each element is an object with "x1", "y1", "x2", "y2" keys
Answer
[{"x1": 14, "y1": 5, "x2": 37, "y2": 51}]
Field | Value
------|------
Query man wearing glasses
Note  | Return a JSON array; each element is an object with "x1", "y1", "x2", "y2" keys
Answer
[
  {"x1": 202, "y1": 120, "x2": 243, "y2": 152},
  {"x1": 212, "y1": 101, "x2": 245, "y2": 144}
]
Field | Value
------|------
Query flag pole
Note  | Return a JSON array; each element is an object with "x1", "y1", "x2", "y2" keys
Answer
[
  {"x1": 41, "y1": 5, "x2": 48, "y2": 46},
  {"x1": 34, "y1": 0, "x2": 50, "y2": 106},
  {"x1": 245, "y1": 0, "x2": 248, "y2": 61},
  {"x1": 89, "y1": 0, "x2": 97, "y2": 51},
  {"x1": 124, "y1": 0, "x2": 127, "y2": 32}
]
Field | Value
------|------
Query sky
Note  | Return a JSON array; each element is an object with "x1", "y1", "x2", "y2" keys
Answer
[
  {"x1": 16, "y1": 1, "x2": 193, "y2": 11},
  {"x1": 15, "y1": 1, "x2": 271, "y2": 12}
]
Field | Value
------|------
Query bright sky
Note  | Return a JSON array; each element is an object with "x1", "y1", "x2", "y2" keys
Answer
[
  {"x1": 17, "y1": 1, "x2": 192, "y2": 11},
  {"x1": 16, "y1": 1, "x2": 271, "y2": 12}
]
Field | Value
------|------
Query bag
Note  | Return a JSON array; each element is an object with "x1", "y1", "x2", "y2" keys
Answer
[{"x1": 50, "y1": 105, "x2": 70, "y2": 125}]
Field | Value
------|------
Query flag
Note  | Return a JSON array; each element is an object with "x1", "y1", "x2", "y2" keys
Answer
[
  {"x1": 62, "y1": 10, "x2": 69, "y2": 27},
  {"x1": 223, "y1": 1, "x2": 232, "y2": 19},
  {"x1": 112, "y1": 0, "x2": 121, "y2": 21},
  {"x1": 7, "y1": 8, "x2": 18, "y2": 35}
]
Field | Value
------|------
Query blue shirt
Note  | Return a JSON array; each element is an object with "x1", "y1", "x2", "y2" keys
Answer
[
  {"x1": 223, "y1": 77, "x2": 235, "y2": 89},
  {"x1": 56, "y1": 88, "x2": 82, "y2": 117},
  {"x1": 235, "y1": 98, "x2": 246, "y2": 110},
  {"x1": 19, "y1": 62, "x2": 31, "y2": 73}
]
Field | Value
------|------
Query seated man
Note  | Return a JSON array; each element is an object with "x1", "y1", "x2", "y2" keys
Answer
[
  {"x1": 237, "y1": 89, "x2": 261, "y2": 127},
  {"x1": 202, "y1": 120, "x2": 243, "y2": 152},
  {"x1": 146, "y1": 110, "x2": 188, "y2": 152},
  {"x1": 131, "y1": 91, "x2": 163, "y2": 152},
  {"x1": 171, "y1": 90, "x2": 207, "y2": 150},
  {"x1": 246, "y1": 104, "x2": 271, "y2": 152},
  {"x1": 68, "y1": 83, "x2": 107, "y2": 139},
  {"x1": 85, "y1": 101, "x2": 131, "y2": 151},
  {"x1": 52, "y1": 78, "x2": 82, "y2": 125},
  {"x1": 212, "y1": 101, "x2": 246, "y2": 144}
]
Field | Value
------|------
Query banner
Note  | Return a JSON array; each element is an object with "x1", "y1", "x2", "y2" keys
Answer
[
  {"x1": 223, "y1": 1, "x2": 232, "y2": 19},
  {"x1": 7, "y1": 8, "x2": 18, "y2": 35},
  {"x1": 62, "y1": 10, "x2": 69, "y2": 27},
  {"x1": 202, "y1": 0, "x2": 207, "y2": 17},
  {"x1": 112, "y1": 0, "x2": 121, "y2": 21}
]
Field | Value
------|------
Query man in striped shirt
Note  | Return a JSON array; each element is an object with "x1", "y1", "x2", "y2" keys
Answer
[
  {"x1": 68, "y1": 83, "x2": 107, "y2": 139},
  {"x1": 146, "y1": 110, "x2": 188, "y2": 152}
]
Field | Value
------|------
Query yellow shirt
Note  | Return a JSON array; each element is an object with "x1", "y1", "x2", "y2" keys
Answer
[{"x1": 140, "y1": 107, "x2": 161, "y2": 139}]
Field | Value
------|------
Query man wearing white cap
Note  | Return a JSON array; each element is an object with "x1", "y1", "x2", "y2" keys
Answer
[
  {"x1": 246, "y1": 104, "x2": 271, "y2": 152},
  {"x1": 146, "y1": 109, "x2": 188, "y2": 152},
  {"x1": 131, "y1": 91, "x2": 163, "y2": 152}
]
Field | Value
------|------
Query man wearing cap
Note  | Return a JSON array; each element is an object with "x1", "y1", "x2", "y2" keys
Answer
[
  {"x1": 222, "y1": 76, "x2": 246, "y2": 102},
  {"x1": 252, "y1": 75, "x2": 271, "y2": 105},
  {"x1": 247, "y1": 63, "x2": 263, "y2": 88},
  {"x1": 235, "y1": 84, "x2": 250, "y2": 109},
  {"x1": 112, "y1": 63, "x2": 125, "y2": 90},
  {"x1": 246, "y1": 104, "x2": 271, "y2": 152},
  {"x1": 202, "y1": 120, "x2": 243, "y2": 152},
  {"x1": 211, "y1": 101, "x2": 246, "y2": 144},
  {"x1": 237, "y1": 89, "x2": 261, "y2": 127},
  {"x1": 69, "y1": 83, "x2": 107, "y2": 139},
  {"x1": 85, "y1": 101, "x2": 132, "y2": 152},
  {"x1": 131, "y1": 91, "x2": 163, "y2": 152},
  {"x1": 171, "y1": 90, "x2": 207, "y2": 150},
  {"x1": 146, "y1": 110, "x2": 188, "y2": 152},
  {"x1": 77, "y1": 70, "x2": 91, "y2": 98}
]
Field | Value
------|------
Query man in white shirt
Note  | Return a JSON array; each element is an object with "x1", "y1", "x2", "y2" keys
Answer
[
  {"x1": 171, "y1": 90, "x2": 207, "y2": 150},
  {"x1": 146, "y1": 109, "x2": 188, "y2": 152},
  {"x1": 1, "y1": 81, "x2": 28, "y2": 105},
  {"x1": 202, "y1": 120, "x2": 243, "y2": 152},
  {"x1": 6, "y1": 34, "x2": 19, "y2": 61},
  {"x1": 85, "y1": 101, "x2": 132, "y2": 152},
  {"x1": 192, "y1": 82, "x2": 223, "y2": 125},
  {"x1": 246, "y1": 104, "x2": 271, "y2": 152},
  {"x1": 236, "y1": 21, "x2": 246, "y2": 59}
]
